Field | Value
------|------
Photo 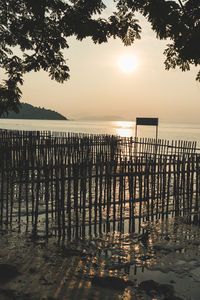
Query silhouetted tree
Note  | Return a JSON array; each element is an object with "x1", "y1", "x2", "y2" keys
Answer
[
  {"x1": 125, "y1": 0, "x2": 200, "y2": 78},
  {"x1": 0, "y1": 0, "x2": 199, "y2": 115}
]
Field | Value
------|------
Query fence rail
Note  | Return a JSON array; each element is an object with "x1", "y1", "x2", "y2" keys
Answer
[{"x1": 0, "y1": 130, "x2": 199, "y2": 239}]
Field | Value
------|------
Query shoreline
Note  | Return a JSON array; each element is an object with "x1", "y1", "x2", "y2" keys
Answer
[{"x1": 0, "y1": 216, "x2": 200, "y2": 300}]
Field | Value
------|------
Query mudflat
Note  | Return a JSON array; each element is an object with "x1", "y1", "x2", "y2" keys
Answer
[{"x1": 0, "y1": 217, "x2": 200, "y2": 300}]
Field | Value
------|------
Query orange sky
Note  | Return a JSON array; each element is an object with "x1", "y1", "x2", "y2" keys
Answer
[{"x1": 3, "y1": 3, "x2": 200, "y2": 122}]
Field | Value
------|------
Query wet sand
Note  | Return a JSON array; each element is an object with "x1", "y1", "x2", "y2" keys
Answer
[{"x1": 0, "y1": 217, "x2": 200, "y2": 300}]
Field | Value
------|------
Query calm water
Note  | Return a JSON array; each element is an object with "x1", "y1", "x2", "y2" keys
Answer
[{"x1": 1, "y1": 119, "x2": 200, "y2": 146}]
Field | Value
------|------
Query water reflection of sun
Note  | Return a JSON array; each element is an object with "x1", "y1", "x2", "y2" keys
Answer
[{"x1": 115, "y1": 121, "x2": 135, "y2": 137}]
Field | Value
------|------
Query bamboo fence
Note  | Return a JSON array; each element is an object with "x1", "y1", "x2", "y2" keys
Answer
[{"x1": 0, "y1": 129, "x2": 199, "y2": 239}]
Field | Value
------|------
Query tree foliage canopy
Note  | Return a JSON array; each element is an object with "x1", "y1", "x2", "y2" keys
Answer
[{"x1": 0, "y1": 0, "x2": 200, "y2": 115}]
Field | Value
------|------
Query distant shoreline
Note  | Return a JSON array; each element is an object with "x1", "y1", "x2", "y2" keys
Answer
[
  {"x1": 1, "y1": 102, "x2": 67, "y2": 120},
  {"x1": 2, "y1": 118, "x2": 68, "y2": 121}
]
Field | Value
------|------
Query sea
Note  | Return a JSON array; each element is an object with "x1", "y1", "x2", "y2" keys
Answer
[{"x1": 1, "y1": 119, "x2": 200, "y2": 147}]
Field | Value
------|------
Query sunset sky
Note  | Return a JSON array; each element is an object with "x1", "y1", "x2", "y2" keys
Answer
[{"x1": 9, "y1": 2, "x2": 200, "y2": 122}]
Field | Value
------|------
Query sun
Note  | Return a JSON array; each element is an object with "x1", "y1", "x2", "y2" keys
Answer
[{"x1": 118, "y1": 55, "x2": 138, "y2": 73}]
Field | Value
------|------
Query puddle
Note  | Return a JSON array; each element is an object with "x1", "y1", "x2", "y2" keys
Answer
[
  {"x1": 135, "y1": 268, "x2": 200, "y2": 300},
  {"x1": 0, "y1": 216, "x2": 200, "y2": 299}
]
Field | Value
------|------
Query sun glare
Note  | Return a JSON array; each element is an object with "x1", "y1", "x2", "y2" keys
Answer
[
  {"x1": 118, "y1": 55, "x2": 138, "y2": 73},
  {"x1": 115, "y1": 121, "x2": 134, "y2": 137}
]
